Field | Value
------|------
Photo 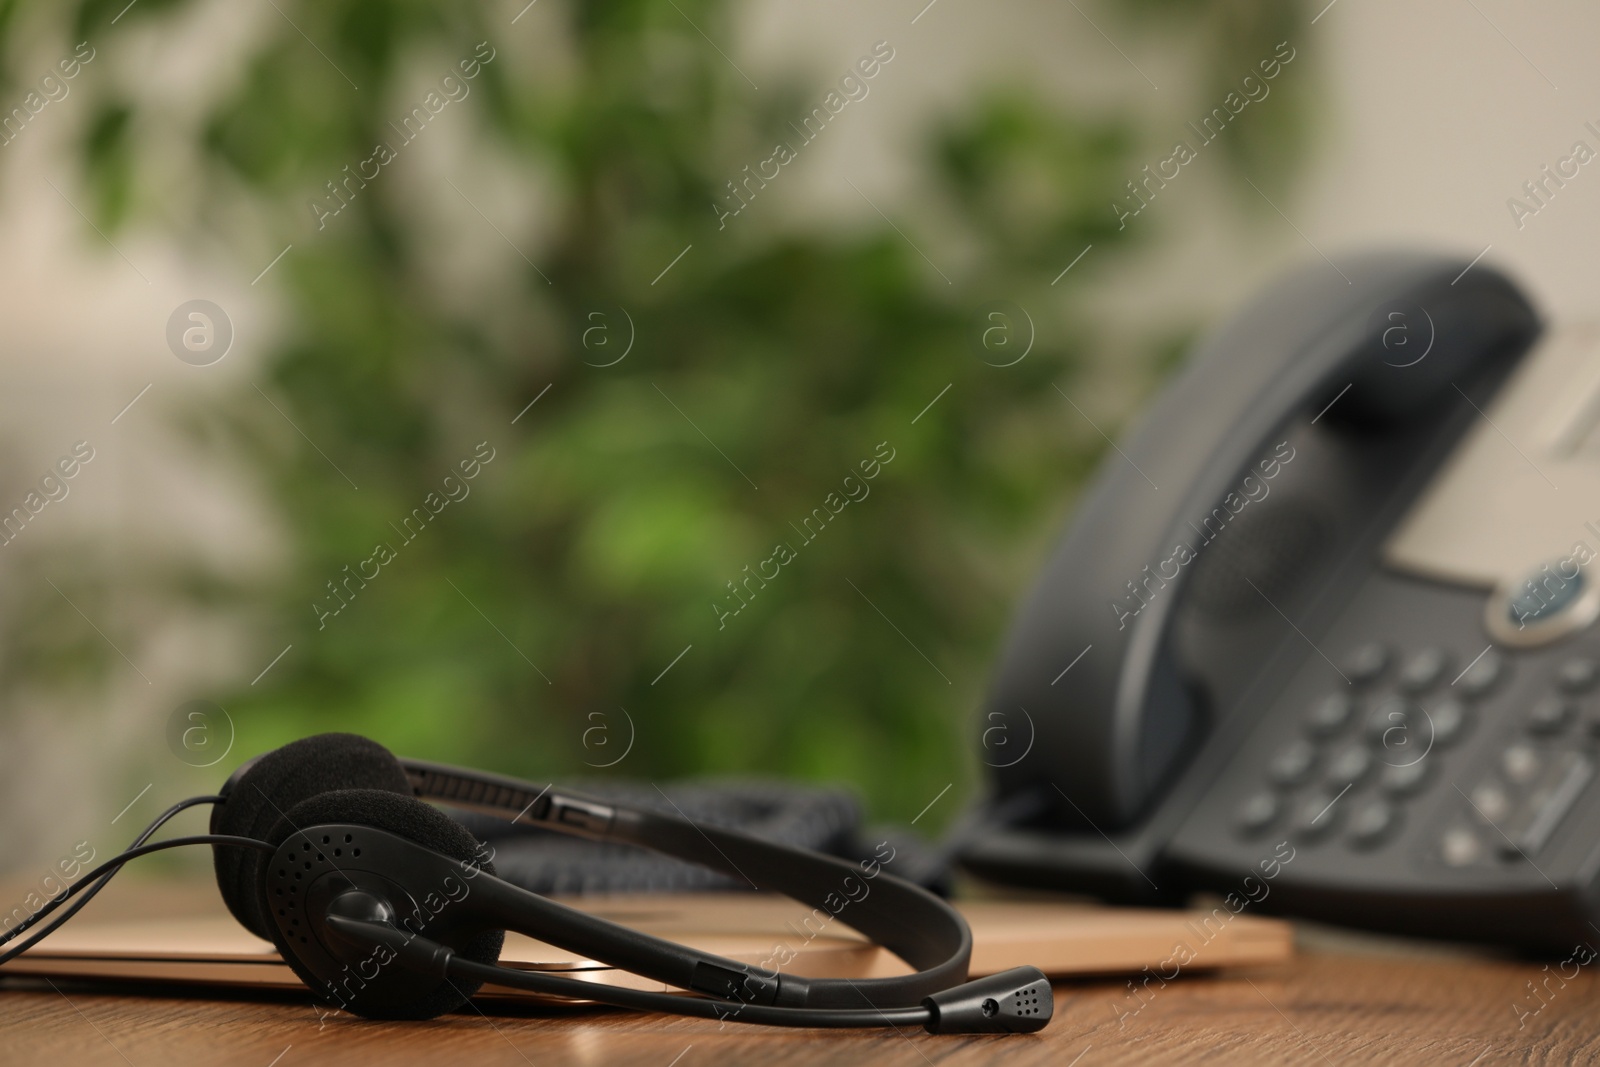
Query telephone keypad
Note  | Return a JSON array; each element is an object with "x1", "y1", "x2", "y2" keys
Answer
[{"x1": 1229, "y1": 642, "x2": 1600, "y2": 870}]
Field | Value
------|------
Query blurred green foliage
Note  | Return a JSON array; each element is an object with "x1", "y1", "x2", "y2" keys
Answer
[{"x1": 5, "y1": 0, "x2": 1306, "y2": 823}]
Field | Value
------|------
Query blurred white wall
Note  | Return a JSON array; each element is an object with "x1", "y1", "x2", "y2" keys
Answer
[{"x1": 1303, "y1": 0, "x2": 1598, "y2": 318}]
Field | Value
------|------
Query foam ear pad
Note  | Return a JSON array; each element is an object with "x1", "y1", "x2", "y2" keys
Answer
[
  {"x1": 211, "y1": 734, "x2": 413, "y2": 940},
  {"x1": 263, "y1": 788, "x2": 506, "y2": 1020}
]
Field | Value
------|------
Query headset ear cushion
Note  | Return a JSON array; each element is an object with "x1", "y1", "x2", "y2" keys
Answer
[
  {"x1": 211, "y1": 734, "x2": 412, "y2": 940},
  {"x1": 262, "y1": 788, "x2": 505, "y2": 1021}
]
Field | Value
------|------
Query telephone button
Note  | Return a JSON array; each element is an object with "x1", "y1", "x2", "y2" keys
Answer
[
  {"x1": 1468, "y1": 779, "x2": 1512, "y2": 825},
  {"x1": 1557, "y1": 657, "x2": 1600, "y2": 694},
  {"x1": 1325, "y1": 744, "x2": 1372, "y2": 788},
  {"x1": 1455, "y1": 649, "x2": 1504, "y2": 697},
  {"x1": 1290, "y1": 791, "x2": 1344, "y2": 841},
  {"x1": 1428, "y1": 698, "x2": 1470, "y2": 747},
  {"x1": 1440, "y1": 826, "x2": 1484, "y2": 867},
  {"x1": 1305, "y1": 692, "x2": 1357, "y2": 737},
  {"x1": 1268, "y1": 739, "x2": 1317, "y2": 787},
  {"x1": 1343, "y1": 643, "x2": 1390, "y2": 685},
  {"x1": 1526, "y1": 697, "x2": 1573, "y2": 735},
  {"x1": 1365, "y1": 697, "x2": 1413, "y2": 742},
  {"x1": 1233, "y1": 791, "x2": 1279, "y2": 836},
  {"x1": 1399, "y1": 648, "x2": 1449, "y2": 693},
  {"x1": 1379, "y1": 758, "x2": 1430, "y2": 796},
  {"x1": 1347, "y1": 799, "x2": 1399, "y2": 849},
  {"x1": 1502, "y1": 743, "x2": 1543, "y2": 785}
]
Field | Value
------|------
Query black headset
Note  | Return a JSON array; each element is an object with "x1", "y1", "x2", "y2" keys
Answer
[{"x1": 2, "y1": 733, "x2": 1051, "y2": 1033}]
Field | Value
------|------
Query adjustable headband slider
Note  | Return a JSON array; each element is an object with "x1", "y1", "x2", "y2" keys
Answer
[
  {"x1": 689, "y1": 962, "x2": 780, "y2": 1006},
  {"x1": 546, "y1": 794, "x2": 615, "y2": 837}
]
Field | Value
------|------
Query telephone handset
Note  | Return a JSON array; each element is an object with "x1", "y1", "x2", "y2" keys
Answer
[
  {"x1": 986, "y1": 253, "x2": 1538, "y2": 829},
  {"x1": 963, "y1": 253, "x2": 1600, "y2": 947}
]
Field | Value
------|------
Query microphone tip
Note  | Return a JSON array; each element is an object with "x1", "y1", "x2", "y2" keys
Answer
[{"x1": 922, "y1": 966, "x2": 1053, "y2": 1034}]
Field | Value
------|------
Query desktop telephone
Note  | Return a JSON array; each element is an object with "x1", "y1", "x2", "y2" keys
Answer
[{"x1": 964, "y1": 250, "x2": 1600, "y2": 949}]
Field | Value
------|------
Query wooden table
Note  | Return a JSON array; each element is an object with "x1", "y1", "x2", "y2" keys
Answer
[{"x1": 3, "y1": 885, "x2": 1597, "y2": 1065}]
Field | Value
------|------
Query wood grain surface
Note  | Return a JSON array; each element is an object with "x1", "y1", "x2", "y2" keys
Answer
[
  {"x1": 4, "y1": 949, "x2": 1597, "y2": 1066},
  {"x1": 2, "y1": 879, "x2": 1597, "y2": 1065}
]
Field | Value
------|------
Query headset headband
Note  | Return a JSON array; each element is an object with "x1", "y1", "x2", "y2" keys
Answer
[{"x1": 399, "y1": 757, "x2": 972, "y2": 1009}]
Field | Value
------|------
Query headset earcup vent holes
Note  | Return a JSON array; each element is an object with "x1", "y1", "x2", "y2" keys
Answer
[{"x1": 257, "y1": 788, "x2": 505, "y2": 1020}]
